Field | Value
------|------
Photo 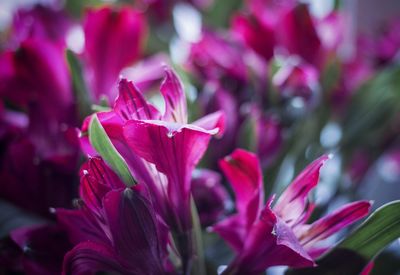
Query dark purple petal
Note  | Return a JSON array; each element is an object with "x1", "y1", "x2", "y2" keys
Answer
[
  {"x1": 56, "y1": 208, "x2": 107, "y2": 245},
  {"x1": 11, "y1": 224, "x2": 71, "y2": 275},
  {"x1": 62, "y1": 241, "x2": 128, "y2": 275},
  {"x1": 103, "y1": 188, "x2": 166, "y2": 273}
]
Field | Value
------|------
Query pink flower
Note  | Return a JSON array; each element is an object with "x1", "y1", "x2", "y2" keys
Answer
[
  {"x1": 213, "y1": 149, "x2": 371, "y2": 274},
  {"x1": 58, "y1": 158, "x2": 170, "y2": 274},
  {"x1": 80, "y1": 67, "x2": 224, "y2": 270},
  {"x1": 188, "y1": 31, "x2": 247, "y2": 84},
  {"x1": 83, "y1": 6, "x2": 147, "y2": 101}
]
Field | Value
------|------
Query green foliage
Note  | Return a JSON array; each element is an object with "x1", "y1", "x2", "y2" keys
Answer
[{"x1": 89, "y1": 114, "x2": 136, "y2": 186}]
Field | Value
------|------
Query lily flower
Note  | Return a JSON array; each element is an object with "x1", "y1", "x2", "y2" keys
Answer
[
  {"x1": 213, "y1": 149, "x2": 371, "y2": 274},
  {"x1": 80, "y1": 67, "x2": 224, "y2": 270},
  {"x1": 57, "y1": 157, "x2": 170, "y2": 275}
]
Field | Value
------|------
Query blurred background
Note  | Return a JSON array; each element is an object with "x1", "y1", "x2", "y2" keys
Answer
[{"x1": 0, "y1": 0, "x2": 399, "y2": 274}]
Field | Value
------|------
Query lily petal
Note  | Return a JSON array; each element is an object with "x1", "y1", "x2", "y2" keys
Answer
[
  {"x1": 114, "y1": 78, "x2": 160, "y2": 121},
  {"x1": 225, "y1": 206, "x2": 314, "y2": 275},
  {"x1": 299, "y1": 200, "x2": 371, "y2": 248},
  {"x1": 123, "y1": 120, "x2": 215, "y2": 230},
  {"x1": 212, "y1": 214, "x2": 247, "y2": 252},
  {"x1": 192, "y1": 110, "x2": 225, "y2": 138},
  {"x1": 56, "y1": 209, "x2": 106, "y2": 245},
  {"x1": 160, "y1": 67, "x2": 187, "y2": 124},
  {"x1": 274, "y1": 155, "x2": 329, "y2": 227},
  {"x1": 62, "y1": 241, "x2": 128, "y2": 275},
  {"x1": 79, "y1": 157, "x2": 124, "y2": 214},
  {"x1": 219, "y1": 149, "x2": 264, "y2": 225},
  {"x1": 103, "y1": 188, "x2": 166, "y2": 274},
  {"x1": 83, "y1": 6, "x2": 146, "y2": 101}
]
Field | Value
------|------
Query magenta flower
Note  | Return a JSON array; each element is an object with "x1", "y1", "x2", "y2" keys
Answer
[
  {"x1": 188, "y1": 31, "x2": 247, "y2": 84},
  {"x1": 10, "y1": 4, "x2": 72, "y2": 46},
  {"x1": 213, "y1": 149, "x2": 371, "y2": 274},
  {"x1": 277, "y1": 4, "x2": 322, "y2": 66},
  {"x1": 120, "y1": 69, "x2": 224, "y2": 231},
  {"x1": 273, "y1": 60, "x2": 320, "y2": 109},
  {"x1": 83, "y1": 6, "x2": 147, "y2": 101},
  {"x1": 233, "y1": 1, "x2": 322, "y2": 66},
  {"x1": 80, "y1": 67, "x2": 224, "y2": 270},
  {"x1": 232, "y1": 13, "x2": 275, "y2": 62},
  {"x1": 57, "y1": 157, "x2": 170, "y2": 275},
  {"x1": 0, "y1": 39, "x2": 73, "y2": 121}
]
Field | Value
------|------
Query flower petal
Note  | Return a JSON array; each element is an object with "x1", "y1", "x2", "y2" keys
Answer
[
  {"x1": 160, "y1": 67, "x2": 187, "y2": 124},
  {"x1": 219, "y1": 149, "x2": 264, "y2": 225},
  {"x1": 114, "y1": 78, "x2": 160, "y2": 121},
  {"x1": 192, "y1": 110, "x2": 225, "y2": 138},
  {"x1": 103, "y1": 188, "x2": 166, "y2": 273},
  {"x1": 123, "y1": 120, "x2": 214, "y2": 230},
  {"x1": 299, "y1": 200, "x2": 372, "y2": 249},
  {"x1": 211, "y1": 214, "x2": 247, "y2": 252},
  {"x1": 225, "y1": 206, "x2": 314, "y2": 274},
  {"x1": 62, "y1": 241, "x2": 127, "y2": 275},
  {"x1": 56, "y1": 209, "x2": 106, "y2": 245},
  {"x1": 274, "y1": 155, "x2": 329, "y2": 227},
  {"x1": 83, "y1": 6, "x2": 146, "y2": 101},
  {"x1": 79, "y1": 157, "x2": 124, "y2": 214}
]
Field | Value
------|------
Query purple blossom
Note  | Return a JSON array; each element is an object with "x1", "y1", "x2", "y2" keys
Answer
[{"x1": 213, "y1": 149, "x2": 371, "y2": 274}]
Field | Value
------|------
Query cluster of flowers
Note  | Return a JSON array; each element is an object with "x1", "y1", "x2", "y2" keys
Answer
[{"x1": 0, "y1": 0, "x2": 399, "y2": 274}]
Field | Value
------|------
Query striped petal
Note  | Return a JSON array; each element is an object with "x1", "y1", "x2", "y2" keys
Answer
[
  {"x1": 274, "y1": 155, "x2": 329, "y2": 227},
  {"x1": 299, "y1": 200, "x2": 372, "y2": 249},
  {"x1": 160, "y1": 67, "x2": 187, "y2": 124}
]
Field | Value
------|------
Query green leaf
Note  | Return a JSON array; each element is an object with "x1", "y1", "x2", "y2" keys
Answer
[
  {"x1": 338, "y1": 200, "x2": 400, "y2": 260},
  {"x1": 66, "y1": 49, "x2": 92, "y2": 119},
  {"x1": 89, "y1": 114, "x2": 136, "y2": 186},
  {"x1": 286, "y1": 200, "x2": 400, "y2": 275}
]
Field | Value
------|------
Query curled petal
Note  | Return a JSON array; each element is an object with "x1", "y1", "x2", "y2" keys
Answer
[
  {"x1": 299, "y1": 201, "x2": 372, "y2": 249},
  {"x1": 114, "y1": 78, "x2": 160, "y2": 121},
  {"x1": 219, "y1": 149, "x2": 263, "y2": 224},
  {"x1": 192, "y1": 110, "x2": 225, "y2": 138},
  {"x1": 160, "y1": 67, "x2": 187, "y2": 124},
  {"x1": 274, "y1": 155, "x2": 329, "y2": 227}
]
